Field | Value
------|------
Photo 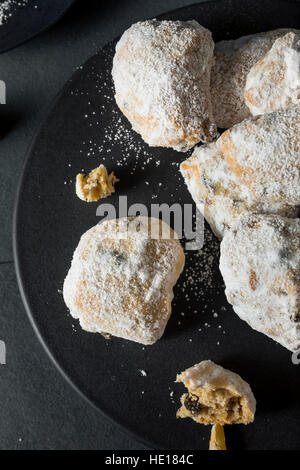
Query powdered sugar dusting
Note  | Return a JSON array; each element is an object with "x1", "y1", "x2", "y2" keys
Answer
[{"x1": 70, "y1": 50, "x2": 162, "y2": 177}]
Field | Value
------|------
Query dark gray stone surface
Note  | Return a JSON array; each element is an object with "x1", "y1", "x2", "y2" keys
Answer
[{"x1": 0, "y1": 0, "x2": 202, "y2": 450}]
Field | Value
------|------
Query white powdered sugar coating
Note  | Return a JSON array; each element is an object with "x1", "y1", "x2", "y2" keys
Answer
[
  {"x1": 180, "y1": 142, "x2": 298, "y2": 239},
  {"x1": 63, "y1": 217, "x2": 185, "y2": 345},
  {"x1": 218, "y1": 104, "x2": 300, "y2": 205},
  {"x1": 211, "y1": 29, "x2": 299, "y2": 128},
  {"x1": 176, "y1": 360, "x2": 256, "y2": 416},
  {"x1": 245, "y1": 32, "x2": 300, "y2": 115},
  {"x1": 220, "y1": 214, "x2": 300, "y2": 351},
  {"x1": 112, "y1": 19, "x2": 216, "y2": 152}
]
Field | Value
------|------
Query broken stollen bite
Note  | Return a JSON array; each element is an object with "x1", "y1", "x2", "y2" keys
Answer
[
  {"x1": 176, "y1": 360, "x2": 256, "y2": 425},
  {"x1": 63, "y1": 216, "x2": 185, "y2": 345},
  {"x1": 112, "y1": 19, "x2": 216, "y2": 152}
]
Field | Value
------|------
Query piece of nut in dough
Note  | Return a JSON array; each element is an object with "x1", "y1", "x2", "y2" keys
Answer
[{"x1": 209, "y1": 424, "x2": 226, "y2": 450}]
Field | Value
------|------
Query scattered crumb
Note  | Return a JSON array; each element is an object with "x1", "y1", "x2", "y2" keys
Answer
[{"x1": 76, "y1": 164, "x2": 118, "y2": 202}]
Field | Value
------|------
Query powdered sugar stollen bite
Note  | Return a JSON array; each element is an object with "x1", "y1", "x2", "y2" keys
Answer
[
  {"x1": 211, "y1": 28, "x2": 299, "y2": 129},
  {"x1": 63, "y1": 216, "x2": 185, "y2": 345},
  {"x1": 245, "y1": 32, "x2": 300, "y2": 115},
  {"x1": 220, "y1": 214, "x2": 300, "y2": 352},
  {"x1": 218, "y1": 104, "x2": 300, "y2": 205},
  {"x1": 112, "y1": 19, "x2": 216, "y2": 152},
  {"x1": 180, "y1": 141, "x2": 298, "y2": 239}
]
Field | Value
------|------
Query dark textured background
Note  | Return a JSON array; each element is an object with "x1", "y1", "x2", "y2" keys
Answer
[{"x1": 0, "y1": 0, "x2": 203, "y2": 450}]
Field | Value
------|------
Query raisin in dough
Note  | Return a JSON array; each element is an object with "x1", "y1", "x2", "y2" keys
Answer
[
  {"x1": 112, "y1": 20, "x2": 216, "y2": 152},
  {"x1": 220, "y1": 214, "x2": 300, "y2": 351},
  {"x1": 63, "y1": 216, "x2": 185, "y2": 345},
  {"x1": 180, "y1": 142, "x2": 298, "y2": 239},
  {"x1": 176, "y1": 360, "x2": 256, "y2": 425},
  {"x1": 211, "y1": 29, "x2": 298, "y2": 129},
  {"x1": 218, "y1": 104, "x2": 300, "y2": 206},
  {"x1": 245, "y1": 32, "x2": 300, "y2": 116}
]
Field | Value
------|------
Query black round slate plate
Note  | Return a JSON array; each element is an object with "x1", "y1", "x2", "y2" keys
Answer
[
  {"x1": 14, "y1": 0, "x2": 300, "y2": 450},
  {"x1": 0, "y1": 0, "x2": 75, "y2": 54}
]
